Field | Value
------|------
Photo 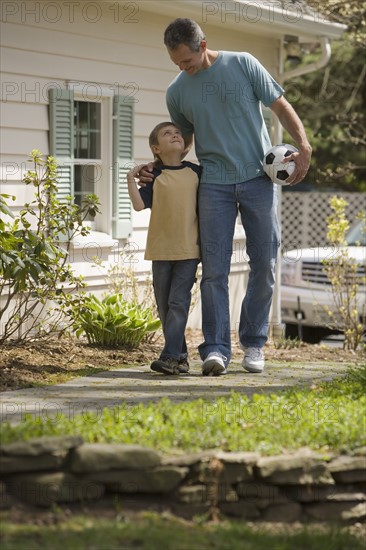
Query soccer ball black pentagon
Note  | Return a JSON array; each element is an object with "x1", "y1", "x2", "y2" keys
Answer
[{"x1": 263, "y1": 144, "x2": 298, "y2": 185}]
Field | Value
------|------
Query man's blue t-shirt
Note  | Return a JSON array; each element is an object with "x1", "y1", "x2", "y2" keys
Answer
[{"x1": 166, "y1": 51, "x2": 284, "y2": 184}]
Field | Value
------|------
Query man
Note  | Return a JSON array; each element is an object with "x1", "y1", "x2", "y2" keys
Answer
[{"x1": 140, "y1": 18, "x2": 311, "y2": 376}]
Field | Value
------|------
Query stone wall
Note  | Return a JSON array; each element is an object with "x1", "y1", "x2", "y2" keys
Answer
[{"x1": 1, "y1": 436, "x2": 365, "y2": 523}]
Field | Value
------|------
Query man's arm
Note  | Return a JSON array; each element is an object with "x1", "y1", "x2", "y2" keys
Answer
[
  {"x1": 127, "y1": 164, "x2": 146, "y2": 211},
  {"x1": 137, "y1": 132, "x2": 194, "y2": 185},
  {"x1": 270, "y1": 96, "x2": 312, "y2": 185}
]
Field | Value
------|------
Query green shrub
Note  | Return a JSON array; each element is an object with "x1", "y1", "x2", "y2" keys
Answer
[
  {"x1": 0, "y1": 150, "x2": 100, "y2": 342},
  {"x1": 70, "y1": 293, "x2": 161, "y2": 348},
  {"x1": 323, "y1": 197, "x2": 365, "y2": 351}
]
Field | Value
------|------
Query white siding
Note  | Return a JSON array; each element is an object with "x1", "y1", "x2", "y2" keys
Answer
[{"x1": 0, "y1": 1, "x2": 281, "y2": 329}]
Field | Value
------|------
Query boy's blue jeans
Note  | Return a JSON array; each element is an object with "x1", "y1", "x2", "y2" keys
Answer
[
  {"x1": 198, "y1": 175, "x2": 280, "y2": 366},
  {"x1": 152, "y1": 259, "x2": 199, "y2": 361}
]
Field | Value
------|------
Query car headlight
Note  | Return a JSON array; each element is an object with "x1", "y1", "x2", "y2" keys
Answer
[{"x1": 281, "y1": 261, "x2": 298, "y2": 285}]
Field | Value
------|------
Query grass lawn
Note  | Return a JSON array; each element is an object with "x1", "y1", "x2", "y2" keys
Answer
[
  {"x1": 0, "y1": 510, "x2": 364, "y2": 550},
  {"x1": 1, "y1": 365, "x2": 365, "y2": 455},
  {"x1": 1, "y1": 366, "x2": 365, "y2": 550}
]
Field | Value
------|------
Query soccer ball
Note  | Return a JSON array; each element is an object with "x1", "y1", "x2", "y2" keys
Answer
[{"x1": 263, "y1": 144, "x2": 298, "y2": 185}]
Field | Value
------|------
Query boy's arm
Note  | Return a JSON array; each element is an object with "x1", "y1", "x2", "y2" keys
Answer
[{"x1": 127, "y1": 164, "x2": 146, "y2": 211}]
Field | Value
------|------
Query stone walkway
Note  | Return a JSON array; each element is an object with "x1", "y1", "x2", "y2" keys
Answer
[{"x1": 0, "y1": 359, "x2": 351, "y2": 424}]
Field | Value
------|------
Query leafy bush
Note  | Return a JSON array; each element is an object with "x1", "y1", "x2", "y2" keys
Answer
[
  {"x1": 323, "y1": 196, "x2": 365, "y2": 350},
  {"x1": 99, "y1": 258, "x2": 199, "y2": 345},
  {"x1": 70, "y1": 293, "x2": 161, "y2": 348},
  {"x1": 102, "y1": 262, "x2": 160, "y2": 343},
  {"x1": 0, "y1": 150, "x2": 100, "y2": 342}
]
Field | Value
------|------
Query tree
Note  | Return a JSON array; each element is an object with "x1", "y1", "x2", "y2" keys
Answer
[{"x1": 285, "y1": 1, "x2": 366, "y2": 191}]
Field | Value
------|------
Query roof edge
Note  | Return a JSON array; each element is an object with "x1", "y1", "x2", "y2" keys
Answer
[{"x1": 131, "y1": 1, "x2": 346, "y2": 41}]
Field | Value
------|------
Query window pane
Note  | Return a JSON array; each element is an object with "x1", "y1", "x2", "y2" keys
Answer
[
  {"x1": 74, "y1": 165, "x2": 82, "y2": 192},
  {"x1": 77, "y1": 102, "x2": 88, "y2": 128},
  {"x1": 74, "y1": 164, "x2": 97, "y2": 221},
  {"x1": 74, "y1": 101, "x2": 101, "y2": 159},
  {"x1": 90, "y1": 102, "x2": 101, "y2": 130},
  {"x1": 89, "y1": 132, "x2": 101, "y2": 159}
]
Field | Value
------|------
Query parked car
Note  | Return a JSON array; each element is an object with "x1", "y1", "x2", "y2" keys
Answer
[{"x1": 281, "y1": 218, "x2": 366, "y2": 343}]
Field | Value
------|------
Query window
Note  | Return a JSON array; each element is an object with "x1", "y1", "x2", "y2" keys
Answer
[
  {"x1": 48, "y1": 88, "x2": 133, "y2": 239},
  {"x1": 73, "y1": 100, "x2": 101, "y2": 221}
]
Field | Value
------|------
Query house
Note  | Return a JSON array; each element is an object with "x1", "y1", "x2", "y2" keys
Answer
[{"x1": 0, "y1": 1, "x2": 345, "y2": 334}]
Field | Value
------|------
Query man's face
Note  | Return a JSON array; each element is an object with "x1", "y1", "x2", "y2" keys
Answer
[{"x1": 167, "y1": 41, "x2": 206, "y2": 75}]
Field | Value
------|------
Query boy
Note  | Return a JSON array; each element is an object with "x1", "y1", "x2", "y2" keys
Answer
[{"x1": 127, "y1": 122, "x2": 201, "y2": 375}]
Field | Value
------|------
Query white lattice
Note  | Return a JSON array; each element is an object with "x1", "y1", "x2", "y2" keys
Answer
[{"x1": 281, "y1": 192, "x2": 366, "y2": 250}]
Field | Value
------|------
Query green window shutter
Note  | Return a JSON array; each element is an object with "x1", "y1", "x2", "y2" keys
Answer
[
  {"x1": 48, "y1": 88, "x2": 74, "y2": 200},
  {"x1": 112, "y1": 95, "x2": 134, "y2": 239}
]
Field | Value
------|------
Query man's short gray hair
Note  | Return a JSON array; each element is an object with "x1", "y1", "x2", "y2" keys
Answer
[{"x1": 164, "y1": 18, "x2": 205, "y2": 52}]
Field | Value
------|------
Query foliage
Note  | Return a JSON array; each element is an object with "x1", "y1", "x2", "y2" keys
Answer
[
  {"x1": 69, "y1": 293, "x2": 161, "y2": 348},
  {"x1": 98, "y1": 251, "x2": 199, "y2": 344},
  {"x1": 0, "y1": 512, "x2": 363, "y2": 550},
  {"x1": 0, "y1": 150, "x2": 100, "y2": 343},
  {"x1": 322, "y1": 196, "x2": 365, "y2": 350},
  {"x1": 2, "y1": 369, "x2": 365, "y2": 455},
  {"x1": 306, "y1": 0, "x2": 366, "y2": 48},
  {"x1": 285, "y1": 1, "x2": 366, "y2": 191},
  {"x1": 102, "y1": 259, "x2": 160, "y2": 343},
  {"x1": 348, "y1": 362, "x2": 366, "y2": 393},
  {"x1": 273, "y1": 336, "x2": 303, "y2": 349}
]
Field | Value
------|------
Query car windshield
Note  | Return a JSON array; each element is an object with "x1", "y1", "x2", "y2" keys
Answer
[{"x1": 346, "y1": 219, "x2": 366, "y2": 246}]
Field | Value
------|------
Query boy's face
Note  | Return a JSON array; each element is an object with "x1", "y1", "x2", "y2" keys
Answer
[
  {"x1": 167, "y1": 41, "x2": 206, "y2": 75},
  {"x1": 155, "y1": 125, "x2": 184, "y2": 154}
]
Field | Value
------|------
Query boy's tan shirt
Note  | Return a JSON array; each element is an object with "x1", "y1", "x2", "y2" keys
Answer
[{"x1": 145, "y1": 166, "x2": 200, "y2": 261}]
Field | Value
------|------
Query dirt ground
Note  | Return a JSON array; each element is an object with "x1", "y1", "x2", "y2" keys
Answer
[{"x1": 0, "y1": 329, "x2": 362, "y2": 392}]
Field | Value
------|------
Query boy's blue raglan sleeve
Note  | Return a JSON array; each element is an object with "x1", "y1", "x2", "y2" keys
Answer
[
  {"x1": 139, "y1": 182, "x2": 153, "y2": 209},
  {"x1": 185, "y1": 161, "x2": 203, "y2": 181},
  {"x1": 138, "y1": 167, "x2": 160, "y2": 208}
]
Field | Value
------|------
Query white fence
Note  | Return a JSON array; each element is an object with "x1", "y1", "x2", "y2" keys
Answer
[{"x1": 280, "y1": 192, "x2": 366, "y2": 250}]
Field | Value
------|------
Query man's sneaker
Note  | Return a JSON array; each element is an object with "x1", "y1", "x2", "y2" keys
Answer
[
  {"x1": 202, "y1": 352, "x2": 227, "y2": 376},
  {"x1": 242, "y1": 347, "x2": 265, "y2": 373},
  {"x1": 150, "y1": 357, "x2": 180, "y2": 375},
  {"x1": 178, "y1": 358, "x2": 190, "y2": 374}
]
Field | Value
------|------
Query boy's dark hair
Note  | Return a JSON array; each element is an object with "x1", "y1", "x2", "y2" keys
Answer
[
  {"x1": 149, "y1": 121, "x2": 180, "y2": 163},
  {"x1": 164, "y1": 18, "x2": 205, "y2": 52}
]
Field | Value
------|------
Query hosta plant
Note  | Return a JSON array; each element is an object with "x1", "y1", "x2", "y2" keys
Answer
[{"x1": 70, "y1": 293, "x2": 161, "y2": 348}]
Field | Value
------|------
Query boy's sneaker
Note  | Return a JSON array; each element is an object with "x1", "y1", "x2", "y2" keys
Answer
[
  {"x1": 202, "y1": 352, "x2": 227, "y2": 376},
  {"x1": 150, "y1": 357, "x2": 180, "y2": 375},
  {"x1": 178, "y1": 359, "x2": 190, "y2": 374},
  {"x1": 242, "y1": 347, "x2": 265, "y2": 373}
]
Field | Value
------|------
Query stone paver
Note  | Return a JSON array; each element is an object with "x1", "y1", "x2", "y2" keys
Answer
[{"x1": 0, "y1": 360, "x2": 351, "y2": 424}]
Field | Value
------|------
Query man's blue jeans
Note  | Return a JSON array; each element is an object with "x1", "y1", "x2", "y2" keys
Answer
[
  {"x1": 198, "y1": 175, "x2": 280, "y2": 365},
  {"x1": 152, "y1": 259, "x2": 199, "y2": 361}
]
